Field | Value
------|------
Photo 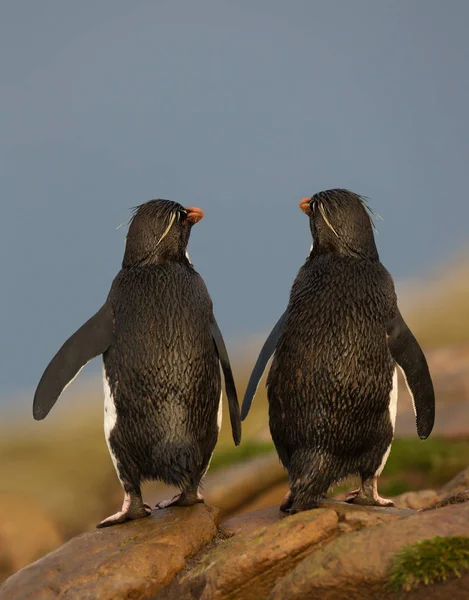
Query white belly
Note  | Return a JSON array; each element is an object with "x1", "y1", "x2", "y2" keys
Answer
[
  {"x1": 217, "y1": 390, "x2": 223, "y2": 431},
  {"x1": 201, "y1": 390, "x2": 223, "y2": 481},
  {"x1": 375, "y1": 367, "x2": 398, "y2": 476},
  {"x1": 388, "y1": 367, "x2": 399, "y2": 431},
  {"x1": 102, "y1": 363, "x2": 121, "y2": 482}
]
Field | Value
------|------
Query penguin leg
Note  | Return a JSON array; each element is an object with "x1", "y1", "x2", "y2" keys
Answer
[
  {"x1": 345, "y1": 476, "x2": 394, "y2": 507},
  {"x1": 155, "y1": 486, "x2": 204, "y2": 509},
  {"x1": 97, "y1": 487, "x2": 152, "y2": 528}
]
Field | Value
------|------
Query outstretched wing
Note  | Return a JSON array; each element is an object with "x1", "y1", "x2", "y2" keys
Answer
[
  {"x1": 210, "y1": 318, "x2": 241, "y2": 446},
  {"x1": 387, "y1": 310, "x2": 435, "y2": 439},
  {"x1": 241, "y1": 311, "x2": 287, "y2": 421},
  {"x1": 33, "y1": 301, "x2": 114, "y2": 420}
]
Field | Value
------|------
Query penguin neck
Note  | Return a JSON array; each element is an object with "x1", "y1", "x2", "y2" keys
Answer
[
  {"x1": 310, "y1": 215, "x2": 379, "y2": 260},
  {"x1": 122, "y1": 246, "x2": 189, "y2": 268},
  {"x1": 311, "y1": 239, "x2": 379, "y2": 261}
]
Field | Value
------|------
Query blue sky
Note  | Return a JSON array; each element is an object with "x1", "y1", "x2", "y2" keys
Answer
[{"x1": 1, "y1": 0, "x2": 469, "y2": 398}]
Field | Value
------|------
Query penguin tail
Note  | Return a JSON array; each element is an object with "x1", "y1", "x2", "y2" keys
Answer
[
  {"x1": 289, "y1": 448, "x2": 339, "y2": 511},
  {"x1": 152, "y1": 443, "x2": 207, "y2": 489}
]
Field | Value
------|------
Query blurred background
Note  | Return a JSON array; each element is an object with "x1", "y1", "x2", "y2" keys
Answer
[{"x1": 2, "y1": 0, "x2": 469, "y2": 581}]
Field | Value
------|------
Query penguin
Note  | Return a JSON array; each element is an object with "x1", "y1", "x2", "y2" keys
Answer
[
  {"x1": 33, "y1": 199, "x2": 241, "y2": 527},
  {"x1": 241, "y1": 189, "x2": 434, "y2": 512}
]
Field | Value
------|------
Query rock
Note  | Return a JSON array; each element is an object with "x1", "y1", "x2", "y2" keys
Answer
[
  {"x1": 410, "y1": 466, "x2": 469, "y2": 512},
  {"x1": 318, "y1": 499, "x2": 414, "y2": 533},
  {"x1": 237, "y1": 481, "x2": 289, "y2": 515},
  {"x1": 162, "y1": 508, "x2": 339, "y2": 600},
  {"x1": 437, "y1": 465, "x2": 469, "y2": 499},
  {"x1": 0, "y1": 493, "x2": 62, "y2": 583},
  {"x1": 221, "y1": 500, "x2": 413, "y2": 538},
  {"x1": 269, "y1": 501, "x2": 469, "y2": 600},
  {"x1": 392, "y1": 489, "x2": 439, "y2": 510},
  {"x1": 0, "y1": 504, "x2": 219, "y2": 600},
  {"x1": 220, "y1": 505, "x2": 283, "y2": 537},
  {"x1": 422, "y1": 490, "x2": 469, "y2": 511},
  {"x1": 317, "y1": 498, "x2": 415, "y2": 519},
  {"x1": 203, "y1": 453, "x2": 286, "y2": 519}
]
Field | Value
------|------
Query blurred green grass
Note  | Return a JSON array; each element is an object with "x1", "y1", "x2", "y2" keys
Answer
[{"x1": 387, "y1": 536, "x2": 469, "y2": 592}]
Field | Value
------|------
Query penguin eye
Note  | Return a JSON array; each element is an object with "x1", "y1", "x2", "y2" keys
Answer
[{"x1": 179, "y1": 209, "x2": 188, "y2": 224}]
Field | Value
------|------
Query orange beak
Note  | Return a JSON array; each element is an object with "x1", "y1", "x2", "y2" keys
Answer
[
  {"x1": 185, "y1": 206, "x2": 204, "y2": 224},
  {"x1": 299, "y1": 197, "x2": 312, "y2": 215}
]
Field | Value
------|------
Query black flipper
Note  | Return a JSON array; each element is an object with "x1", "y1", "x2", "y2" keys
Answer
[
  {"x1": 210, "y1": 318, "x2": 241, "y2": 446},
  {"x1": 387, "y1": 310, "x2": 435, "y2": 439},
  {"x1": 241, "y1": 311, "x2": 287, "y2": 421},
  {"x1": 33, "y1": 301, "x2": 114, "y2": 421}
]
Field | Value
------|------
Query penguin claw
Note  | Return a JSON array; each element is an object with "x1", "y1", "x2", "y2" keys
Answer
[
  {"x1": 155, "y1": 495, "x2": 181, "y2": 509},
  {"x1": 155, "y1": 492, "x2": 204, "y2": 509},
  {"x1": 97, "y1": 511, "x2": 130, "y2": 528},
  {"x1": 96, "y1": 507, "x2": 151, "y2": 528},
  {"x1": 371, "y1": 496, "x2": 394, "y2": 507},
  {"x1": 344, "y1": 488, "x2": 361, "y2": 503}
]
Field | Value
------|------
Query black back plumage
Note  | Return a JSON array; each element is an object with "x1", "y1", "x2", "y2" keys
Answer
[
  {"x1": 104, "y1": 260, "x2": 221, "y2": 486},
  {"x1": 34, "y1": 198, "x2": 241, "y2": 495},
  {"x1": 242, "y1": 189, "x2": 434, "y2": 508},
  {"x1": 268, "y1": 191, "x2": 397, "y2": 471},
  {"x1": 268, "y1": 254, "x2": 396, "y2": 461}
]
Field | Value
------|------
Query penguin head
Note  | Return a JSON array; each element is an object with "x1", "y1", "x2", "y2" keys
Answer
[
  {"x1": 123, "y1": 199, "x2": 204, "y2": 267},
  {"x1": 299, "y1": 189, "x2": 379, "y2": 260}
]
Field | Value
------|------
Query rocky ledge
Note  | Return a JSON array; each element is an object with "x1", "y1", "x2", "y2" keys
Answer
[
  {"x1": 2, "y1": 494, "x2": 469, "y2": 600},
  {"x1": 0, "y1": 504, "x2": 218, "y2": 600}
]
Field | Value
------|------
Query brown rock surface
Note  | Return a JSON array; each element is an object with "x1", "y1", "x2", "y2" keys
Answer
[
  {"x1": 422, "y1": 490, "x2": 469, "y2": 511},
  {"x1": 220, "y1": 505, "x2": 283, "y2": 537},
  {"x1": 0, "y1": 493, "x2": 62, "y2": 583},
  {"x1": 220, "y1": 500, "x2": 413, "y2": 538},
  {"x1": 162, "y1": 507, "x2": 339, "y2": 600},
  {"x1": 397, "y1": 466, "x2": 469, "y2": 512},
  {"x1": 437, "y1": 464, "x2": 469, "y2": 498},
  {"x1": 317, "y1": 498, "x2": 414, "y2": 516},
  {"x1": 392, "y1": 489, "x2": 438, "y2": 509},
  {"x1": 237, "y1": 481, "x2": 289, "y2": 514},
  {"x1": 269, "y1": 501, "x2": 469, "y2": 600},
  {"x1": 323, "y1": 499, "x2": 413, "y2": 534},
  {"x1": 203, "y1": 453, "x2": 286, "y2": 519},
  {"x1": 0, "y1": 504, "x2": 219, "y2": 600}
]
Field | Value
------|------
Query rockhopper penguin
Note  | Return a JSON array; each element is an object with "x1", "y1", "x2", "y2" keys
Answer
[
  {"x1": 33, "y1": 199, "x2": 241, "y2": 527},
  {"x1": 241, "y1": 189, "x2": 434, "y2": 513}
]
